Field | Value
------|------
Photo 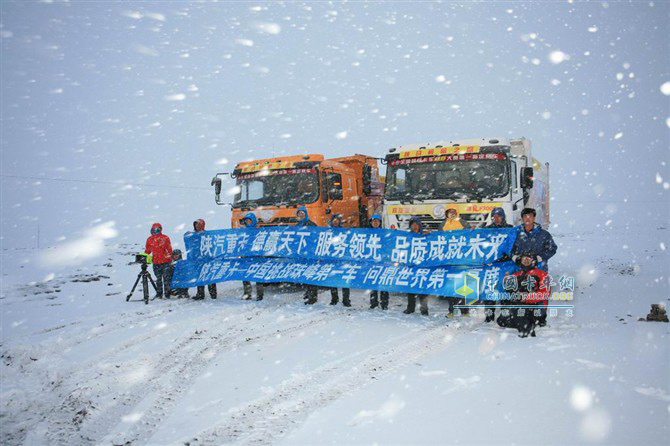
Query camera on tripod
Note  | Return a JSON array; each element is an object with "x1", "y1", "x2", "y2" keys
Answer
[
  {"x1": 132, "y1": 253, "x2": 149, "y2": 266},
  {"x1": 127, "y1": 252, "x2": 157, "y2": 304}
]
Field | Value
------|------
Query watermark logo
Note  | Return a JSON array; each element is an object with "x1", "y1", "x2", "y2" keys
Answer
[{"x1": 455, "y1": 272, "x2": 479, "y2": 305}]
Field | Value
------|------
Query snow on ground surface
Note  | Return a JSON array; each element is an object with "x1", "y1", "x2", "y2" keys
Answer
[{"x1": 1, "y1": 226, "x2": 668, "y2": 445}]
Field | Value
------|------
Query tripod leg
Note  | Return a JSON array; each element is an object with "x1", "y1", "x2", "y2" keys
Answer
[
  {"x1": 147, "y1": 273, "x2": 158, "y2": 294},
  {"x1": 142, "y1": 273, "x2": 150, "y2": 304},
  {"x1": 127, "y1": 274, "x2": 143, "y2": 302}
]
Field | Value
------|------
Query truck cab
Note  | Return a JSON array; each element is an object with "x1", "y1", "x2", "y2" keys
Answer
[
  {"x1": 212, "y1": 154, "x2": 384, "y2": 228},
  {"x1": 382, "y1": 137, "x2": 549, "y2": 231}
]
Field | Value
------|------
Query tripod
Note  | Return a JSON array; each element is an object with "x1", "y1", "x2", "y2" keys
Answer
[{"x1": 126, "y1": 262, "x2": 158, "y2": 305}]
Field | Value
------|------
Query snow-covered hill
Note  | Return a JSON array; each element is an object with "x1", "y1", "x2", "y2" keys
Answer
[{"x1": 1, "y1": 226, "x2": 668, "y2": 445}]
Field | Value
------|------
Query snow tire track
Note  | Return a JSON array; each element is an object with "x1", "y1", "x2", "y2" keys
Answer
[{"x1": 188, "y1": 321, "x2": 463, "y2": 446}]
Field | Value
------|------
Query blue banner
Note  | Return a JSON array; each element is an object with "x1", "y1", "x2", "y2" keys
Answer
[
  {"x1": 172, "y1": 256, "x2": 518, "y2": 299},
  {"x1": 172, "y1": 227, "x2": 519, "y2": 299},
  {"x1": 183, "y1": 227, "x2": 517, "y2": 267}
]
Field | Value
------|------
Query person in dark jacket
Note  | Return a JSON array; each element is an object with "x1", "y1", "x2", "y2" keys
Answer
[
  {"x1": 484, "y1": 207, "x2": 513, "y2": 228},
  {"x1": 241, "y1": 213, "x2": 264, "y2": 301},
  {"x1": 482, "y1": 207, "x2": 513, "y2": 321},
  {"x1": 193, "y1": 219, "x2": 217, "y2": 300},
  {"x1": 145, "y1": 222, "x2": 172, "y2": 299},
  {"x1": 511, "y1": 208, "x2": 558, "y2": 272},
  {"x1": 497, "y1": 252, "x2": 551, "y2": 336},
  {"x1": 368, "y1": 214, "x2": 389, "y2": 310},
  {"x1": 166, "y1": 249, "x2": 189, "y2": 298},
  {"x1": 403, "y1": 217, "x2": 429, "y2": 316},
  {"x1": 328, "y1": 214, "x2": 351, "y2": 307},
  {"x1": 296, "y1": 206, "x2": 319, "y2": 304}
]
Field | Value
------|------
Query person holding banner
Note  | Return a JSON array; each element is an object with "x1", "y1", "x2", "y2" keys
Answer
[
  {"x1": 193, "y1": 219, "x2": 217, "y2": 300},
  {"x1": 442, "y1": 207, "x2": 468, "y2": 230},
  {"x1": 511, "y1": 208, "x2": 557, "y2": 273},
  {"x1": 403, "y1": 217, "x2": 429, "y2": 316},
  {"x1": 368, "y1": 214, "x2": 389, "y2": 310},
  {"x1": 296, "y1": 206, "x2": 319, "y2": 304},
  {"x1": 442, "y1": 209, "x2": 469, "y2": 317},
  {"x1": 328, "y1": 214, "x2": 352, "y2": 307},
  {"x1": 241, "y1": 213, "x2": 265, "y2": 301},
  {"x1": 484, "y1": 207, "x2": 513, "y2": 229},
  {"x1": 482, "y1": 207, "x2": 513, "y2": 322}
]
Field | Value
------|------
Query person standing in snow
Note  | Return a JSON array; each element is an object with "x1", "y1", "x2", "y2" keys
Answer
[
  {"x1": 240, "y1": 213, "x2": 264, "y2": 301},
  {"x1": 144, "y1": 223, "x2": 172, "y2": 299},
  {"x1": 327, "y1": 214, "x2": 351, "y2": 307},
  {"x1": 441, "y1": 209, "x2": 469, "y2": 318},
  {"x1": 368, "y1": 214, "x2": 389, "y2": 310},
  {"x1": 166, "y1": 249, "x2": 189, "y2": 298},
  {"x1": 403, "y1": 217, "x2": 429, "y2": 316},
  {"x1": 193, "y1": 219, "x2": 217, "y2": 300},
  {"x1": 497, "y1": 253, "x2": 551, "y2": 336},
  {"x1": 482, "y1": 207, "x2": 513, "y2": 322},
  {"x1": 511, "y1": 208, "x2": 558, "y2": 272},
  {"x1": 296, "y1": 206, "x2": 318, "y2": 304}
]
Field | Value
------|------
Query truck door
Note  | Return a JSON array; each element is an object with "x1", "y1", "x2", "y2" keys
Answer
[{"x1": 323, "y1": 171, "x2": 345, "y2": 225}]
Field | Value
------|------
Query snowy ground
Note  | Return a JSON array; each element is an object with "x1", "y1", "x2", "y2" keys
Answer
[{"x1": 1, "y1": 227, "x2": 668, "y2": 446}]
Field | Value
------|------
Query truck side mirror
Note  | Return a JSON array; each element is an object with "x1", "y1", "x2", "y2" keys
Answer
[
  {"x1": 211, "y1": 176, "x2": 222, "y2": 203},
  {"x1": 520, "y1": 167, "x2": 534, "y2": 189},
  {"x1": 362, "y1": 164, "x2": 372, "y2": 195}
]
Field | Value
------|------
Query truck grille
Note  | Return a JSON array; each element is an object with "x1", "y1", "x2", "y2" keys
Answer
[
  {"x1": 258, "y1": 217, "x2": 299, "y2": 227},
  {"x1": 401, "y1": 213, "x2": 489, "y2": 232}
]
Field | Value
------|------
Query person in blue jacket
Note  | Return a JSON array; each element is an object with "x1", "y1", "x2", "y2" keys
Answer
[
  {"x1": 482, "y1": 207, "x2": 513, "y2": 322},
  {"x1": 511, "y1": 208, "x2": 558, "y2": 272},
  {"x1": 368, "y1": 214, "x2": 389, "y2": 310},
  {"x1": 296, "y1": 206, "x2": 319, "y2": 304},
  {"x1": 241, "y1": 213, "x2": 264, "y2": 301},
  {"x1": 484, "y1": 207, "x2": 513, "y2": 228},
  {"x1": 328, "y1": 214, "x2": 351, "y2": 307}
]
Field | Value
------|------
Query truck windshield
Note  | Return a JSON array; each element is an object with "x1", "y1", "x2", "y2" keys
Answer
[
  {"x1": 385, "y1": 153, "x2": 509, "y2": 201},
  {"x1": 233, "y1": 169, "x2": 319, "y2": 208}
]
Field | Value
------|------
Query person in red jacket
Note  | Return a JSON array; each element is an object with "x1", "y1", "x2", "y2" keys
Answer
[
  {"x1": 145, "y1": 223, "x2": 173, "y2": 298},
  {"x1": 193, "y1": 219, "x2": 217, "y2": 300},
  {"x1": 498, "y1": 253, "x2": 551, "y2": 337}
]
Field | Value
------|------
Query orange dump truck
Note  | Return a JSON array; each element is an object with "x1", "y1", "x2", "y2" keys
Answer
[{"x1": 211, "y1": 154, "x2": 384, "y2": 228}]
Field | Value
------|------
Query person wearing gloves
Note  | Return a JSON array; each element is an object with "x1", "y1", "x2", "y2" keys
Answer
[
  {"x1": 511, "y1": 208, "x2": 557, "y2": 272},
  {"x1": 498, "y1": 252, "x2": 551, "y2": 335},
  {"x1": 144, "y1": 223, "x2": 173, "y2": 299},
  {"x1": 403, "y1": 217, "x2": 429, "y2": 316},
  {"x1": 368, "y1": 214, "x2": 389, "y2": 310},
  {"x1": 327, "y1": 214, "x2": 351, "y2": 307},
  {"x1": 296, "y1": 206, "x2": 319, "y2": 304},
  {"x1": 193, "y1": 219, "x2": 217, "y2": 300},
  {"x1": 240, "y1": 213, "x2": 264, "y2": 301}
]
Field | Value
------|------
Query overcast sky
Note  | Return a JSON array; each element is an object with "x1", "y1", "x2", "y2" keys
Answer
[{"x1": 1, "y1": 1, "x2": 668, "y2": 253}]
